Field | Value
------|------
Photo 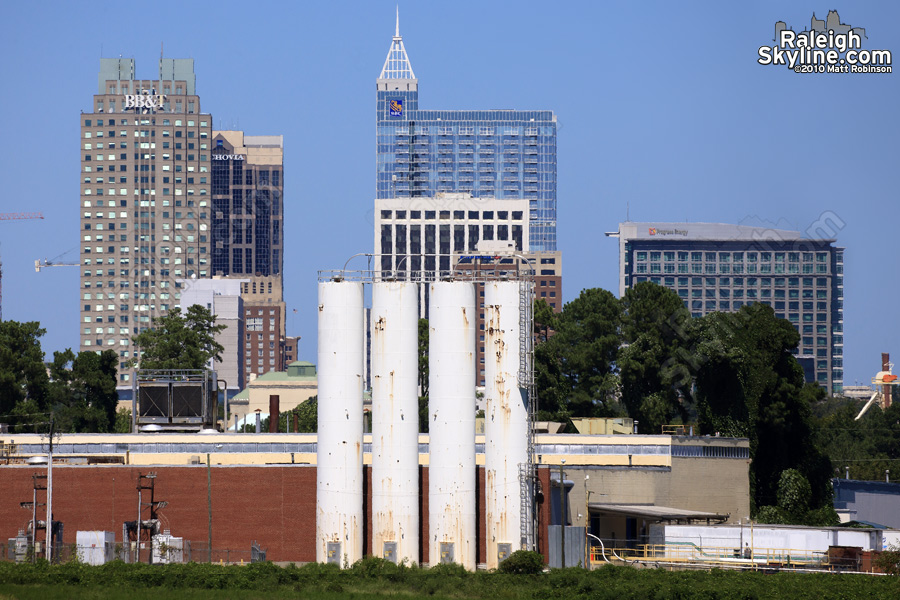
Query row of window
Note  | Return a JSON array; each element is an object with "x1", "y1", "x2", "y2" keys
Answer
[
  {"x1": 85, "y1": 130, "x2": 207, "y2": 140},
  {"x1": 84, "y1": 118, "x2": 208, "y2": 127},
  {"x1": 634, "y1": 251, "x2": 838, "y2": 263},
  {"x1": 635, "y1": 276, "x2": 838, "y2": 289},
  {"x1": 380, "y1": 209, "x2": 524, "y2": 221},
  {"x1": 679, "y1": 288, "x2": 831, "y2": 303},
  {"x1": 635, "y1": 263, "x2": 832, "y2": 274}
]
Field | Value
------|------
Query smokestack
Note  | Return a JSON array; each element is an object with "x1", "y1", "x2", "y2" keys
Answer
[
  {"x1": 883, "y1": 353, "x2": 892, "y2": 409},
  {"x1": 255, "y1": 409, "x2": 261, "y2": 434},
  {"x1": 269, "y1": 395, "x2": 280, "y2": 433}
]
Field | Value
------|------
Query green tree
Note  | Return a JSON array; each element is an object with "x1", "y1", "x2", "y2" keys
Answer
[
  {"x1": 813, "y1": 398, "x2": 900, "y2": 482},
  {"x1": 114, "y1": 407, "x2": 133, "y2": 433},
  {"x1": 274, "y1": 396, "x2": 318, "y2": 433},
  {"x1": 418, "y1": 318, "x2": 429, "y2": 398},
  {"x1": 757, "y1": 468, "x2": 838, "y2": 526},
  {"x1": 533, "y1": 298, "x2": 556, "y2": 344},
  {"x1": 617, "y1": 282, "x2": 693, "y2": 433},
  {"x1": 47, "y1": 349, "x2": 118, "y2": 433},
  {"x1": 129, "y1": 304, "x2": 226, "y2": 370},
  {"x1": 692, "y1": 304, "x2": 831, "y2": 512},
  {"x1": 418, "y1": 318, "x2": 429, "y2": 433},
  {"x1": 0, "y1": 320, "x2": 50, "y2": 430},
  {"x1": 535, "y1": 288, "x2": 622, "y2": 418}
]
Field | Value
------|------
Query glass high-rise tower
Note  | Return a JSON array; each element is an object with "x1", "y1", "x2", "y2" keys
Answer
[{"x1": 375, "y1": 14, "x2": 558, "y2": 252}]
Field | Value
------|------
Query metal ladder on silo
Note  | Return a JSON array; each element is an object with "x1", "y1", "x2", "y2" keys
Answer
[{"x1": 518, "y1": 279, "x2": 536, "y2": 551}]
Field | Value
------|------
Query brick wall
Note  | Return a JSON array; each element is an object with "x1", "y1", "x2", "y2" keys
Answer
[
  {"x1": 0, "y1": 464, "x2": 495, "y2": 565},
  {"x1": 0, "y1": 465, "x2": 317, "y2": 563}
]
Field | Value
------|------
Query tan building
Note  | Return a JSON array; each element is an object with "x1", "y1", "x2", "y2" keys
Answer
[
  {"x1": 229, "y1": 361, "x2": 317, "y2": 424},
  {"x1": 81, "y1": 58, "x2": 212, "y2": 388}
]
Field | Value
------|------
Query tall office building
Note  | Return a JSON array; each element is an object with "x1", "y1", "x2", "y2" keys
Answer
[
  {"x1": 81, "y1": 58, "x2": 212, "y2": 388},
  {"x1": 608, "y1": 222, "x2": 844, "y2": 394},
  {"x1": 209, "y1": 131, "x2": 286, "y2": 381},
  {"x1": 375, "y1": 15, "x2": 558, "y2": 252},
  {"x1": 374, "y1": 194, "x2": 562, "y2": 386}
]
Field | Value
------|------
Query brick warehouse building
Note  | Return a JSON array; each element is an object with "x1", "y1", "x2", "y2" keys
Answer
[{"x1": 0, "y1": 432, "x2": 748, "y2": 565}]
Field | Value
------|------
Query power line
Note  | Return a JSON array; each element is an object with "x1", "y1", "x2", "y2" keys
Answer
[{"x1": 0, "y1": 412, "x2": 51, "y2": 420}]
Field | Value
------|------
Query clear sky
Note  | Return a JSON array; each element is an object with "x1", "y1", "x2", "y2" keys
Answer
[{"x1": 0, "y1": 1, "x2": 897, "y2": 389}]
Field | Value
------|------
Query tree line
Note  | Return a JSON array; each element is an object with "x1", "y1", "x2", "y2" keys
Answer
[
  {"x1": 533, "y1": 282, "x2": 842, "y2": 518},
  {"x1": 0, "y1": 305, "x2": 224, "y2": 435}
]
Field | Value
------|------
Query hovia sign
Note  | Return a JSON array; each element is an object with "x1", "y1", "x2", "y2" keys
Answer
[{"x1": 212, "y1": 154, "x2": 245, "y2": 161}]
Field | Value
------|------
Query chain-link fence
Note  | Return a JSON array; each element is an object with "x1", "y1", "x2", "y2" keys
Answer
[{"x1": 2, "y1": 540, "x2": 266, "y2": 565}]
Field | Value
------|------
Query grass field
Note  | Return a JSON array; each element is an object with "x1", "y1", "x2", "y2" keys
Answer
[{"x1": 0, "y1": 559, "x2": 897, "y2": 599}]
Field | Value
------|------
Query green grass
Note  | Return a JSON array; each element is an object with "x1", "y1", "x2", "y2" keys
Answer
[{"x1": 0, "y1": 559, "x2": 897, "y2": 600}]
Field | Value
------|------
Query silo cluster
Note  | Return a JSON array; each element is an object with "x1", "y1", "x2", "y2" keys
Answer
[{"x1": 316, "y1": 276, "x2": 532, "y2": 568}]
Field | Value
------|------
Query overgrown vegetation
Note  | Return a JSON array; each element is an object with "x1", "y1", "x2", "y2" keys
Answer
[{"x1": 0, "y1": 559, "x2": 895, "y2": 599}]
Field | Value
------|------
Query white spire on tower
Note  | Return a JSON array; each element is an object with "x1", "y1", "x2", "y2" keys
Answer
[{"x1": 379, "y1": 6, "x2": 416, "y2": 80}]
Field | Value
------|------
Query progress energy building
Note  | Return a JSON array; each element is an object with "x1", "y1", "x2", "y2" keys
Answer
[{"x1": 608, "y1": 222, "x2": 844, "y2": 394}]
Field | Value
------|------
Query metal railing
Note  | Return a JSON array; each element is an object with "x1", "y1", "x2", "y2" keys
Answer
[{"x1": 589, "y1": 543, "x2": 834, "y2": 570}]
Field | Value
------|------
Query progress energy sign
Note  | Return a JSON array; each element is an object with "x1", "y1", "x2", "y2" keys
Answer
[{"x1": 758, "y1": 10, "x2": 891, "y2": 73}]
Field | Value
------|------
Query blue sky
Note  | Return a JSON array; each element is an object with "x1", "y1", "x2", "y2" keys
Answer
[{"x1": 0, "y1": 1, "x2": 897, "y2": 389}]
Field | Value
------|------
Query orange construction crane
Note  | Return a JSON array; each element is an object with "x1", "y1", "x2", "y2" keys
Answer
[{"x1": 0, "y1": 212, "x2": 45, "y2": 320}]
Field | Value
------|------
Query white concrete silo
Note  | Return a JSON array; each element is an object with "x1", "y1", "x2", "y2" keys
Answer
[
  {"x1": 316, "y1": 280, "x2": 365, "y2": 566},
  {"x1": 371, "y1": 280, "x2": 420, "y2": 564},
  {"x1": 428, "y1": 281, "x2": 477, "y2": 569},
  {"x1": 483, "y1": 280, "x2": 530, "y2": 569}
]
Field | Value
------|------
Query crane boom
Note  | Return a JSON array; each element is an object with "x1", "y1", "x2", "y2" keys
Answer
[
  {"x1": 35, "y1": 259, "x2": 79, "y2": 272},
  {"x1": 0, "y1": 212, "x2": 44, "y2": 221}
]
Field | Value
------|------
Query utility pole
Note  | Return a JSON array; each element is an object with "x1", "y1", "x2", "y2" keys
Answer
[
  {"x1": 45, "y1": 416, "x2": 55, "y2": 562},
  {"x1": 559, "y1": 459, "x2": 566, "y2": 568},
  {"x1": 207, "y1": 453, "x2": 212, "y2": 563}
]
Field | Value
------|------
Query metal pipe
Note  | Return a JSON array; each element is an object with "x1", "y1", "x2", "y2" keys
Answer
[
  {"x1": 586, "y1": 532, "x2": 610, "y2": 564},
  {"x1": 269, "y1": 395, "x2": 280, "y2": 433},
  {"x1": 559, "y1": 460, "x2": 565, "y2": 569},
  {"x1": 45, "y1": 417, "x2": 54, "y2": 562},
  {"x1": 207, "y1": 454, "x2": 212, "y2": 562}
]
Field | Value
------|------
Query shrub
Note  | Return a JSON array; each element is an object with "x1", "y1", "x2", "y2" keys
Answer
[{"x1": 498, "y1": 550, "x2": 544, "y2": 574}]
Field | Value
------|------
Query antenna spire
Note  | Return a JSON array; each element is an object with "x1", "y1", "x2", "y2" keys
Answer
[{"x1": 379, "y1": 7, "x2": 416, "y2": 80}]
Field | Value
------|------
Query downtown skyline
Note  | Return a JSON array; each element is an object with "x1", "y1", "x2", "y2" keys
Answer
[{"x1": 0, "y1": 1, "x2": 897, "y2": 389}]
